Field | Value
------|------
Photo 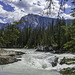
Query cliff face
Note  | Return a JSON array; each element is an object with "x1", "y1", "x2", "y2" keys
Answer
[
  {"x1": 19, "y1": 14, "x2": 57, "y2": 29},
  {"x1": 0, "y1": 14, "x2": 71, "y2": 29},
  {"x1": 17, "y1": 14, "x2": 71, "y2": 29}
]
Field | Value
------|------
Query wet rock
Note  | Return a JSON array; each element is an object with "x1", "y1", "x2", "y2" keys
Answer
[
  {"x1": 0, "y1": 56, "x2": 21, "y2": 65},
  {"x1": 9, "y1": 54, "x2": 22, "y2": 58},
  {"x1": 9, "y1": 54, "x2": 16, "y2": 57},
  {"x1": 15, "y1": 51, "x2": 25, "y2": 55},
  {"x1": 53, "y1": 50, "x2": 65, "y2": 54},
  {"x1": 60, "y1": 67, "x2": 75, "y2": 75},
  {"x1": 0, "y1": 50, "x2": 25, "y2": 65},
  {"x1": 36, "y1": 46, "x2": 44, "y2": 52},
  {"x1": 36, "y1": 46, "x2": 53, "y2": 52},
  {"x1": 60, "y1": 57, "x2": 66, "y2": 65},
  {"x1": 51, "y1": 56, "x2": 59, "y2": 67},
  {"x1": 51, "y1": 62, "x2": 57, "y2": 67},
  {"x1": 36, "y1": 46, "x2": 64, "y2": 54},
  {"x1": 0, "y1": 50, "x2": 25, "y2": 56}
]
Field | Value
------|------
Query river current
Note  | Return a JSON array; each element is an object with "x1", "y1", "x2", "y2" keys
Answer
[{"x1": 0, "y1": 49, "x2": 75, "y2": 75}]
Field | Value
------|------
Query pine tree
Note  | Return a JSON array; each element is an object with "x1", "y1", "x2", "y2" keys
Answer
[
  {"x1": 63, "y1": 19, "x2": 75, "y2": 53},
  {"x1": 27, "y1": 25, "x2": 33, "y2": 48},
  {"x1": 71, "y1": 0, "x2": 75, "y2": 17}
]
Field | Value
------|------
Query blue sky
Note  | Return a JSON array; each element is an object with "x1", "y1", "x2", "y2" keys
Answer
[{"x1": 0, "y1": 0, "x2": 74, "y2": 23}]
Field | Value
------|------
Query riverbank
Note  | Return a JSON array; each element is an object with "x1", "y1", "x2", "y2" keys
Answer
[
  {"x1": 59, "y1": 57, "x2": 75, "y2": 75},
  {"x1": 0, "y1": 49, "x2": 25, "y2": 65},
  {"x1": 0, "y1": 49, "x2": 61, "y2": 75},
  {"x1": 0, "y1": 48, "x2": 75, "y2": 75}
]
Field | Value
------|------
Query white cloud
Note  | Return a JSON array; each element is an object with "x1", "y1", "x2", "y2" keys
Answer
[
  {"x1": 63, "y1": 4, "x2": 71, "y2": 8},
  {"x1": 0, "y1": 19, "x2": 5, "y2": 23},
  {"x1": 60, "y1": 13, "x2": 74, "y2": 19},
  {"x1": 42, "y1": 0, "x2": 74, "y2": 19},
  {"x1": 0, "y1": 5, "x2": 6, "y2": 14},
  {"x1": 0, "y1": 3, "x2": 27, "y2": 23},
  {"x1": 43, "y1": 0, "x2": 61, "y2": 18},
  {"x1": 0, "y1": 0, "x2": 74, "y2": 23},
  {"x1": 0, "y1": 0, "x2": 46, "y2": 23}
]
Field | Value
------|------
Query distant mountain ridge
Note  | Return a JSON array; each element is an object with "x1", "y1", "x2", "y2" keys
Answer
[
  {"x1": 0, "y1": 14, "x2": 71, "y2": 29},
  {"x1": 18, "y1": 14, "x2": 71, "y2": 29},
  {"x1": 0, "y1": 23, "x2": 8, "y2": 30},
  {"x1": 19, "y1": 14, "x2": 57, "y2": 29}
]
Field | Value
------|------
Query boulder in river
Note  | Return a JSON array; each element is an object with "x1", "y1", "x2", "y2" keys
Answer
[
  {"x1": 0, "y1": 50, "x2": 25, "y2": 56},
  {"x1": 51, "y1": 56, "x2": 58, "y2": 67},
  {"x1": 0, "y1": 56, "x2": 21, "y2": 65},
  {"x1": 36, "y1": 46, "x2": 65, "y2": 54},
  {"x1": 15, "y1": 51, "x2": 25, "y2": 55},
  {"x1": 60, "y1": 57, "x2": 66, "y2": 65},
  {"x1": 48, "y1": 56, "x2": 59, "y2": 67},
  {"x1": 0, "y1": 49, "x2": 25, "y2": 65},
  {"x1": 36, "y1": 46, "x2": 53, "y2": 52}
]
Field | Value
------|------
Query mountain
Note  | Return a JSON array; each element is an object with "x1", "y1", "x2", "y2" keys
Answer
[
  {"x1": 0, "y1": 14, "x2": 71, "y2": 29},
  {"x1": 0, "y1": 23, "x2": 8, "y2": 30},
  {"x1": 19, "y1": 14, "x2": 57, "y2": 29},
  {"x1": 18, "y1": 14, "x2": 71, "y2": 29}
]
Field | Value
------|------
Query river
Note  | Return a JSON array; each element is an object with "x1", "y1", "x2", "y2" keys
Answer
[{"x1": 0, "y1": 49, "x2": 75, "y2": 75}]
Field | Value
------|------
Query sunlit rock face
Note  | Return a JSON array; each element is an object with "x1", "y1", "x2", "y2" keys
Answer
[
  {"x1": 0, "y1": 14, "x2": 71, "y2": 30},
  {"x1": 19, "y1": 14, "x2": 71, "y2": 29}
]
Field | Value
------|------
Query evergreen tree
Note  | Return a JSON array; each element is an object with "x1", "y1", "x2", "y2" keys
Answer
[
  {"x1": 71, "y1": 0, "x2": 75, "y2": 17},
  {"x1": 27, "y1": 25, "x2": 33, "y2": 48},
  {"x1": 63, "y1": 19, "x2": 75, "y2": 53}
]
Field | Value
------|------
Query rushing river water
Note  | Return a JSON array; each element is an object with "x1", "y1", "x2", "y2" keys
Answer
[{"x1": 0, "y1": 49, "x2": 75, "y2": 75}]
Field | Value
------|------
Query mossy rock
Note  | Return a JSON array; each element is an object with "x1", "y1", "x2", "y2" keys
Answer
[
  {"x1": 0, "y1": 56, "x2": 21, "y2": 65},
  {"x1": 60, "y1": 67, "x2": 75, "y2": 75},
  {"x1": 60, "y1": 57, "x2": 75, "y2": 65}
]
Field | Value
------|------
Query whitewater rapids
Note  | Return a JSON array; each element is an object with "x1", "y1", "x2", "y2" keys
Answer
[{"x1": 0, "y1": 49, "x2": 75, "y2": 75}]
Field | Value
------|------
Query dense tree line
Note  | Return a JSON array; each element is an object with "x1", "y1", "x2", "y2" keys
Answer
[{"x1": 0, "y1": 18, "x2": 75, "y2": 53}]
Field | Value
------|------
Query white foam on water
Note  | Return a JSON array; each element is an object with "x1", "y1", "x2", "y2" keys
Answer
[
  {"x1": 0, "y1": 48, "x2": 75, "y2": 75},
  {"x1": 19, "y1": 49, "x2": 75, "y2": 70}
]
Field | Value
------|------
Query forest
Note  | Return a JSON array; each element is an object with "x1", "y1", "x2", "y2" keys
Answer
[
  {"x1": 0, "y1": 0, "x2": 75, "y2": 75},
  {"x1": 0, "y1": 18, "x2": 75, "y2": 53}
]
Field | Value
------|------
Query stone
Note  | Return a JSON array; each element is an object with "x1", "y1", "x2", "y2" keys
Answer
[
  {"x1": 0, "y1": 56, "x2": 21, "y2": 65},
  {"x1": 51, "y1": 62, "x2": 57, "y2": 67},
  {"x1": 51, "y1": 56, "x2": 59, "y2": 67},
  {"x1": 15, "y1": 51, "x2": 25, "y2": 55},
  {"x1": 60, "y1": 57, "x2": 66, "y2": 65},
  {"x1": 36, "y1": 46, "x2": 53, "y2": 52},
  {"x1": 0, "y1": 49, "x2": 25, "y2": 65}
]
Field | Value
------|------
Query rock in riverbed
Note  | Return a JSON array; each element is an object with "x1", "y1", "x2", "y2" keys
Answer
[
  {"x1": 0, "y1": 56, "x2": 21, "y2": 65},
  {"x1": 0, "y1": 49, "x2": 25, "y2": 65},
  {"x1": 0, "y1": 50, "x2": 25, "y2": 56},
  {"x1": 60, "y1": 67, "x2": 75, "y2": 75},
  {"x1": 36, "y1": 46, "x2": 53, "y2": 52},
  {"x1": 48, "y1": 56, "x2": 59, "y2": 67},
  {"x1": 60, "y1": 57, "x2": 66, "y2": 65},
  {"x1": 36, "y1": 46, "x2": 65, "y2": 54},
  {"x1": 51, "y1": 56, "x2": 58, "y2": 67}
]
